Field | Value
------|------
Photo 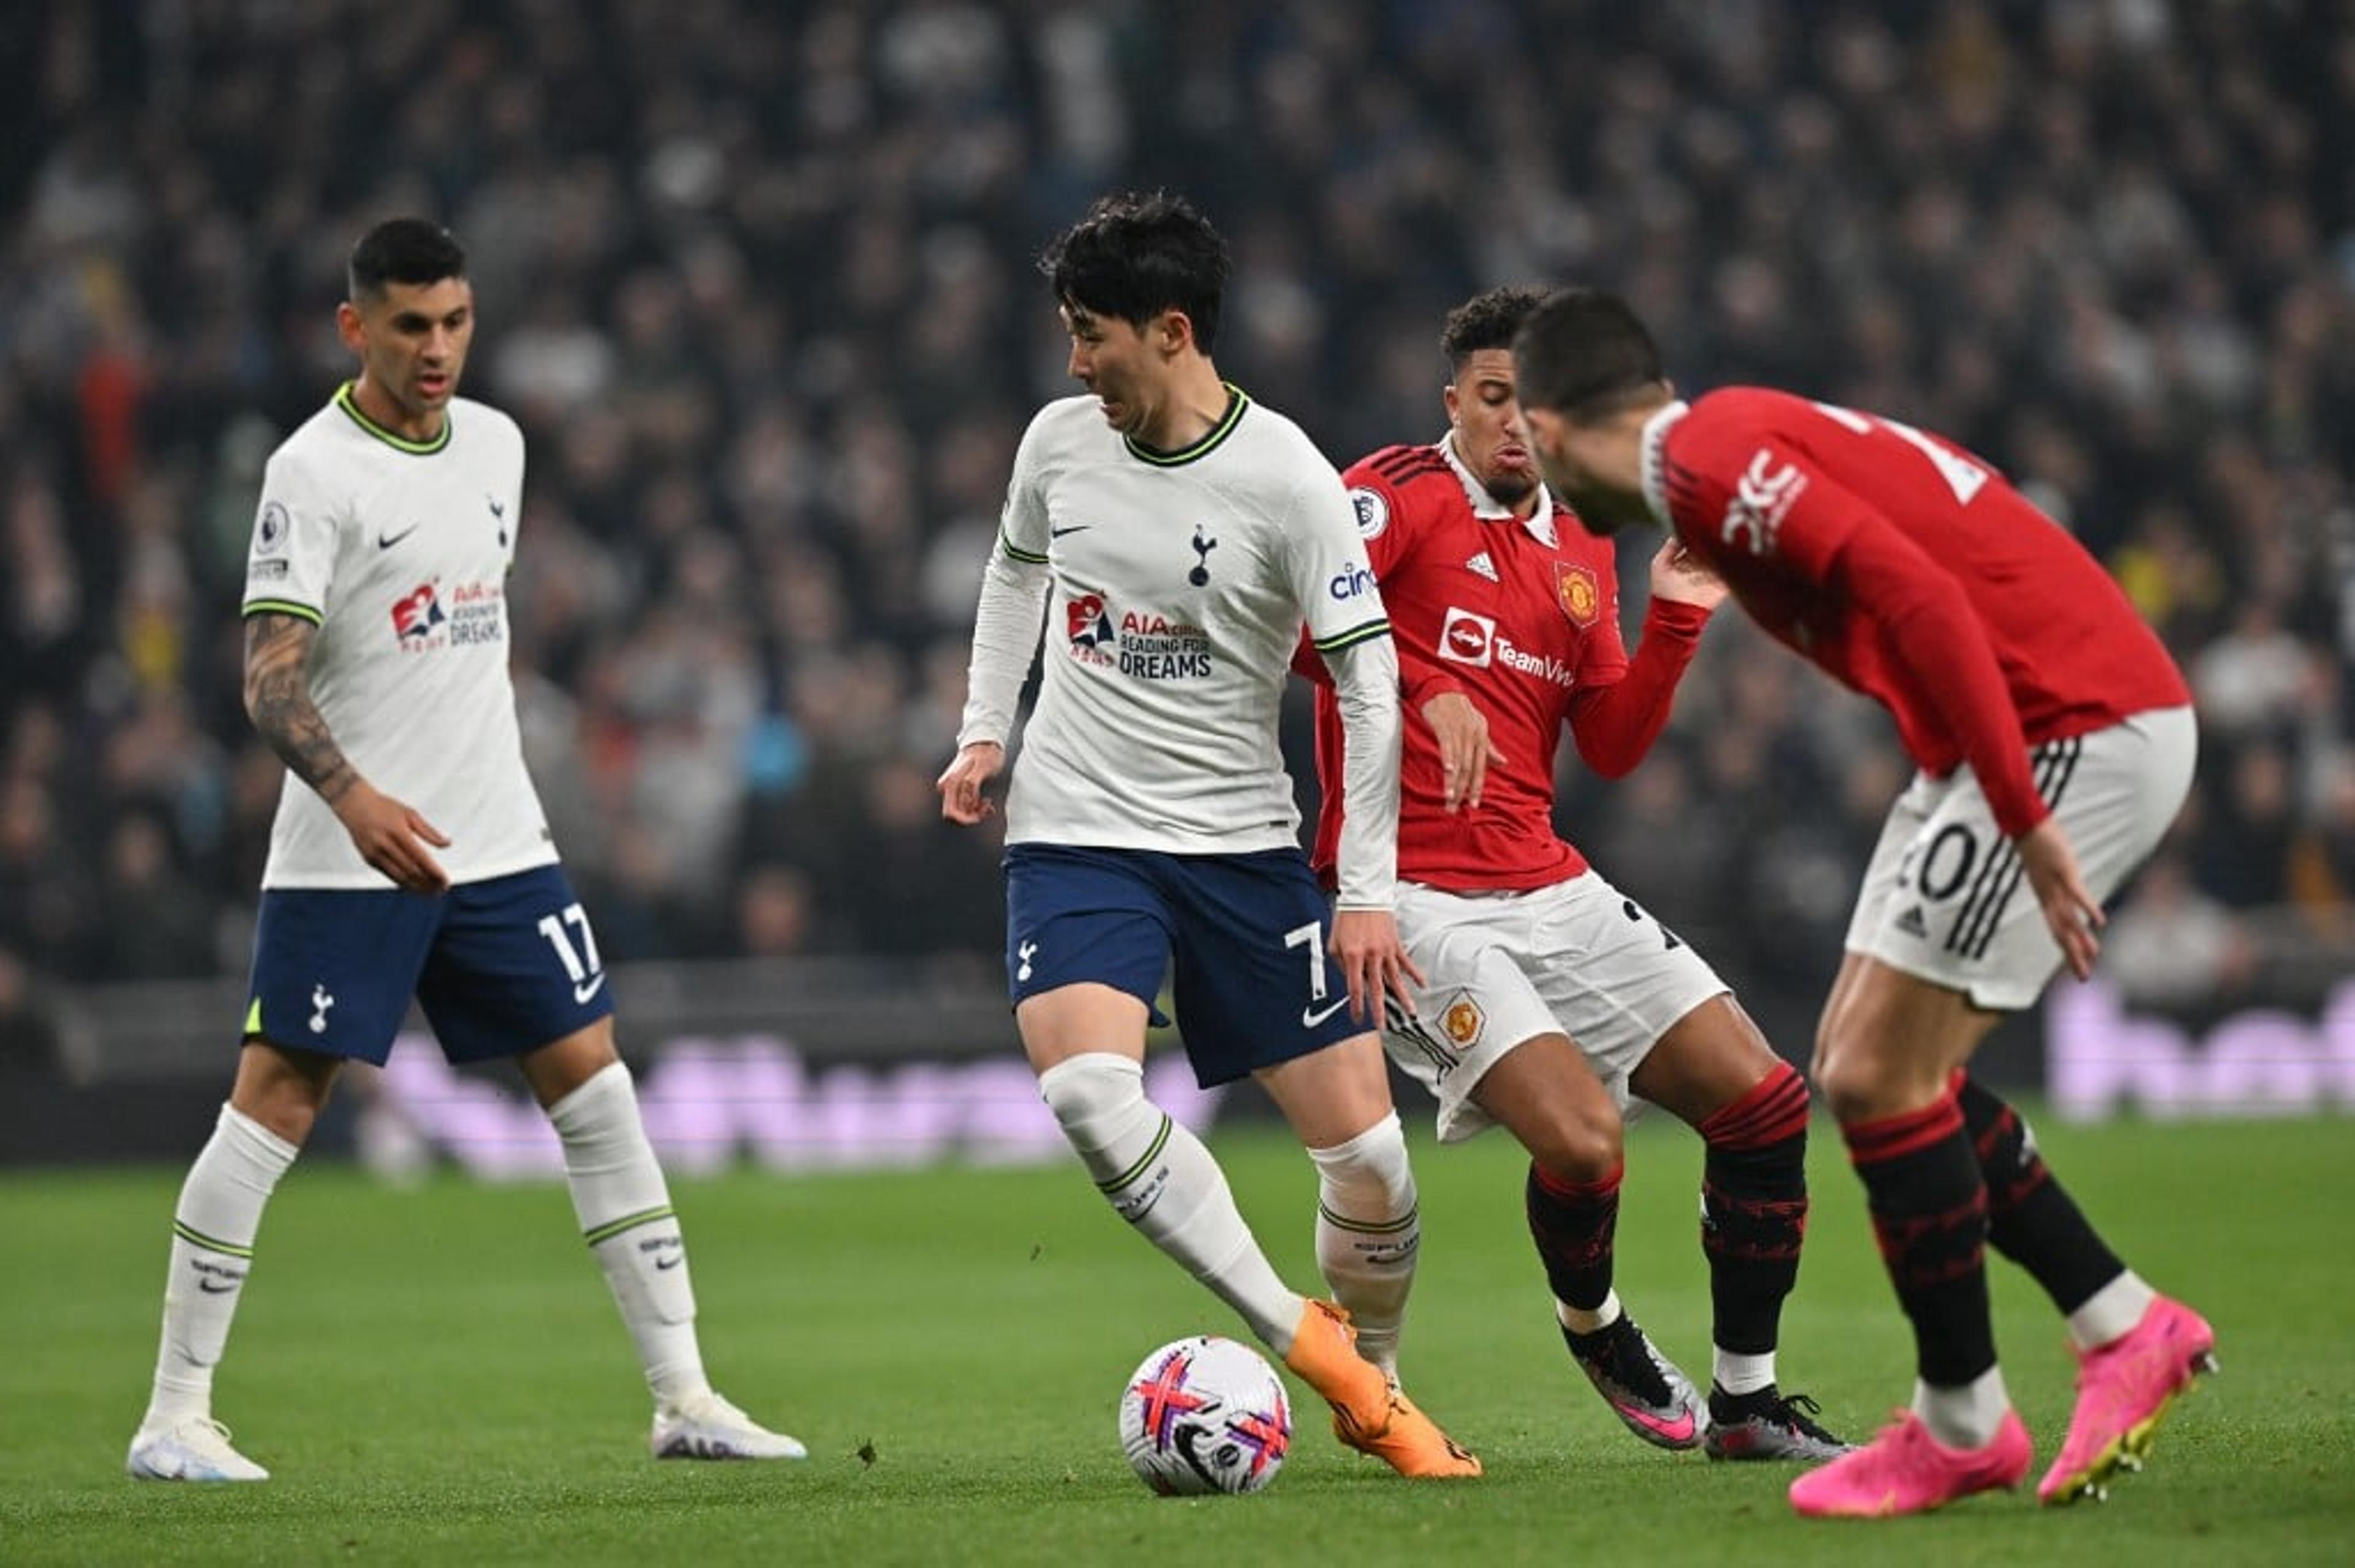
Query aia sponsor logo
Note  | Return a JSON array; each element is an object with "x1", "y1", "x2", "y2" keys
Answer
[
  {"x1": 1720, "y1": 448, "x2": 1807, "y2": 556},
  {"x1": 391, "y1": 579, "x2": 505, "y2": 651},
  {"x1": 391, "y1": 583, "x2": 445, "y2": 641},
  {"x1": 1066, "y1": 592, "x2": 1116, "y2": 665}
]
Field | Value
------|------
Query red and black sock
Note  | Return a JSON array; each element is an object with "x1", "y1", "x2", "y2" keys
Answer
[
  {"x1": 1525, "y1": 1158, "x2": 1622, "y2": 1312},
  {"x1": 1954, "y1": 1071, "x2": 2124, "y2": 1315},
  {"x1": 1696, "y1": 1061, "x2": 1810, "y2": 1356},
  {"x1": 1842, "y1": 1086, "x2": 1996, "y2": 1386}
]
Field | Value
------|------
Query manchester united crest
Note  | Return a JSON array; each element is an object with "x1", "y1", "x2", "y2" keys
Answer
[
  {"x1": 1555, "y1": 561, "x2": 1600, "y2": 627},
  {"x1": 1439, "y1": 993, "x2": 1485, "y2": 1049}
]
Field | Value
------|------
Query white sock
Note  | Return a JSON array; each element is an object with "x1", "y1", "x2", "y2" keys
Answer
[
  {"x1": 1913, "y1": 1364, "x2": 2011, "y2": 1449},
  {"x1": 1308, "y1": 1111, "x2": 1418, "y2": 1380},
  {"x1": 1557, "y1": 1288, "x2": 1622, "y2": 1337},
  {"x1": 2066, "y1": 1271, "x2": 2157, "y2": 1350},
  {"x1": 1713, "y1": 1348, "x2": 1777, "y2": 1398},
  {"x1": 145, "y1": 1104, "x2": 297, "y2": 1426},
  {"x1": 546, "y1": 1062, "x2": 707, "y2": 1409},
  {"x1": 1038, "y1": 1054, "x2": 1303, "y2": 1350}
]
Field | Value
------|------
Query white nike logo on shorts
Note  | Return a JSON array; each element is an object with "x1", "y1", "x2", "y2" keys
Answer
[
  {"x1": 573, "y1": 974, "x2": 607, "y2": 1004},
  {"x1": 1301, "y1": 998, "x2": 1350, "y2": 1028}
]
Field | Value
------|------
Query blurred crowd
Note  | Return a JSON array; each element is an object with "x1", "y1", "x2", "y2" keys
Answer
[{"x1": 2, "y1": 1, "x2": 2351, "y2": 1061}]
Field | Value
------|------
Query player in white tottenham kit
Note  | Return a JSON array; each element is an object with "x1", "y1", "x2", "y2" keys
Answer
[
  {"x1": 936, "y1": 192, "x2": 1477, "y2": 1478},
  {"x1": 126, "y1": 219, "x2": 799, "y2": 1482}
]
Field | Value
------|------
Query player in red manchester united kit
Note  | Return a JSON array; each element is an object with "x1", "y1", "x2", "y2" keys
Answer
[
  {"x1": 1514, "y1": 288, "x2": 2214, "y2": 1518},
  {"x1": 1298, "y1": 288, "x2": 1850, "y2": 1462}
]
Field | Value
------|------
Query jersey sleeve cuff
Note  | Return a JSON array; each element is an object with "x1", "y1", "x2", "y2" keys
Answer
[
  {"x1": 998, "y1": 531, "x2": 1049, "y2": 565},
  {"x1": 241, "y1": 599, "x2": 323, "y2": 625},
  {"x1": 1312, "y1": 618, "x2": 1391, "y2": 654}
]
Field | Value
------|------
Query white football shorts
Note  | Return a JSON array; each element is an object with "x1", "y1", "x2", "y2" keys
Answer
[
  {"x1": 1844, "y1": 705, "x2": 2197, "y2": 1011},
  {"x1": 1383, "y1": 870, "x2": 1729, "y2": 1142}
]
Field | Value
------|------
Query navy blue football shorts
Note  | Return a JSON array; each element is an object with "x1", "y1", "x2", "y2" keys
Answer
[
  {"x1": 243, "y1": 864, "x2": 615, "y2": 1065},
  {"x1": 1003, "y1": 843, "x2": 1365, "y2": 1087}
]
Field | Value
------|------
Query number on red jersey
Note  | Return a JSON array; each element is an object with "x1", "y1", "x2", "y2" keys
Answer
[{"x1": 1807, "y1": 400, "x2": 1989, "y2": 506}]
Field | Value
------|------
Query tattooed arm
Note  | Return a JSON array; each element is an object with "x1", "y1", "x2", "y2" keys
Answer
[{"x1": 245, "y1": 611, "x2": 452, "y2": 893}]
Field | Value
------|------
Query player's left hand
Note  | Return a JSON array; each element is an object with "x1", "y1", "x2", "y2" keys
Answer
[
  {"x1": 935, "y1": 741, "x2": 1005, "y2": 825},
  {"x1": 1330, "y1": 908, "x2": 1424, "y2": 1025},
  {"x1": 2016, "y1": 816, "x2": 2104, "y2": 981},
  {"x1": 1649, "y1": 539, "x2": 1727, "y2": 612},
  {"x1": 1419, "y1": 691, "x2": 1505, "y2": 812}
]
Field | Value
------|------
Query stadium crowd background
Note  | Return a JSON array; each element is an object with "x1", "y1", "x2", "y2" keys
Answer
[{"x1": 2, "y1": 1, "x2": 2351, "y2": 1072}]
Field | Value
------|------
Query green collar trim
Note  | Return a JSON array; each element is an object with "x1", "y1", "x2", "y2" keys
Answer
[
  {"x1": 1124, "y1": 384, "x2": 1249, "y2": 467},
  {"x1": 335, "y1": 382, "x2": 453, "y2": 454}
]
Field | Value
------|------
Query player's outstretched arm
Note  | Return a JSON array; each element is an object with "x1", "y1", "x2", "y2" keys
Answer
[
  {"x1": 244, "y1": 611, "x2": 451, "y2": 893},
  {"x1": 2014, "y1": 816, "x2": 2104, "y2": 982},
  {"x1": 1564, "y1": 540, "x2": 1717, "y2": 779}
]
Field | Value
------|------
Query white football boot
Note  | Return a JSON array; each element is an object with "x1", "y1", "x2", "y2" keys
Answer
[
  {"x1": 650, "y1": 1390, "x2": 808, "y2": 1460},
  {"x1": 126, "y1": 1416, "x2": 270, "y2": 1482}
]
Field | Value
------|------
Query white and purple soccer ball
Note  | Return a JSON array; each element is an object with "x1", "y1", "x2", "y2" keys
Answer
[{"x1": 1118, "y1": 1335, "x2": 1292, "y2": 1496}]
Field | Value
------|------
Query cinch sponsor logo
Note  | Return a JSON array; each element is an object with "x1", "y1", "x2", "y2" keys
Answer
[
  {"x1": 1328, "y1": 563, "x2": 1377, "y2": 601},
  {"x1": 1435, "y1": 606, "x2": 1576, "y2": 687}
]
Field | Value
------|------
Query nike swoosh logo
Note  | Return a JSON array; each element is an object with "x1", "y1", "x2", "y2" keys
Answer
[
  {"x1": 377, "y1": 522, "x2": 420, "y2": 549},
  {"x1": 1301, "y1": 998, "x2": 1351, "y2": 1028},
  {"x1": 196, "y1": 1278, "x2": 240, "y2": 1295},
  {"x1": 654, "y1": 1254, "x2": 682, "y2": 1271},
  {"x1": 1616, "y1": 1403, "x2": 1699, "y2": 1445},
  {"x1": 1049, "y1": 525, "x2": 1090, "y2": 538},
  {"x1": 573, "y1": 974, "x2": 608, "y2": 1004}
]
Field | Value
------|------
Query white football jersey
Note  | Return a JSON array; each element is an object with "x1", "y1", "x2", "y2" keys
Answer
[
  {"x1": 241, "y1": 383, "x2": 554, "y2": 889},
  {"x1": 971, "y1": 389, "x2": 1392, "y2": 860}
]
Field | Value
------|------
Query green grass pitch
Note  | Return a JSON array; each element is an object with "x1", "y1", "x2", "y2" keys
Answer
[{"x1": 2, "y1": 1108, "x2": 2350, "y2": 1566}]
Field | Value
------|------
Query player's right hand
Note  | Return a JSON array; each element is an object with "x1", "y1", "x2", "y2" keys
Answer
[
  {"x1": 332, "y1": 781, "x2": 451, "y2": 895},
  {"x1": 1419, "y1": 692, "x2": 1504, "y2": 813},
  {"x1": 1330, "y1": 907, "x2": 1425, "y2": 1025},
  {"x1": 1649, "y1": 538, "x2": 1728, "y2": 611},
  {"x1": 2016, "y1": 816, "x2": 2104, "y2": 981},
  {"x1": 935, "y1": 740, "x2": 1005, "y2": 825}
]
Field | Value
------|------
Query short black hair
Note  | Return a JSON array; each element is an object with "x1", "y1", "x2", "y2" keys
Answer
[
  {"x1": 347, "y1": 218, "x2": 467, "y2": 302},
  {"x1": 1441, "y1": 285, "x2": 1552, "y2": 375},
  {"x1": 1040, "y1": 191, "x2": 1230, "y2": 353},
  {"x1": 1512, "y1": 288, "x2": 1669, "y2": 422}
]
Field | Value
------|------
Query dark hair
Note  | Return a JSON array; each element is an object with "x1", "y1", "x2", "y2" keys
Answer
[
  {"x1": 1441, "y1": 285, "x2": 1552, "y2": 374},
  {"x1": 1040, "y1": 191, "x2": 1230, "y2": 353},
  {"x1": 347, "y1": 218, "x2": 467, "y2": 301},
  {"x1": 1512, "y1": 288, "x2": 1669, "y2": 421}
]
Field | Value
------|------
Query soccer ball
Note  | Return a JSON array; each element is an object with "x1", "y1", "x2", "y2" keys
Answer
[{"x1": 1117, "y1": 1335, "x2": 1291, "y2": 1496}]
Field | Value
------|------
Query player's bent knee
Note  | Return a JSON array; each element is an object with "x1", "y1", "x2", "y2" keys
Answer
[
  {"x1": 1525, "y1": 1107, "x2": 1623, "y2": 1183},
  {"x1": 1810, "y1": 1038, "x2": 1932, "y2": 1125},
  {"x1": 1309, "y1": 1108, "x2": 1414, "y2": 1210},
  {"x1": 1036, "y1": 1051, "x2": 1149, "y2": 1139}
]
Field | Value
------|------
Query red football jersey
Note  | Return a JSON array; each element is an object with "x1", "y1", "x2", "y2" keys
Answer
[
  {"x1": 1649, "y1": 389, "x2": 2189, "y2": 838},
  {"x1": 1304, "y1": 440, "x2": 1707, "y2": 891}
]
